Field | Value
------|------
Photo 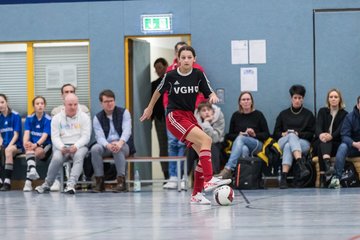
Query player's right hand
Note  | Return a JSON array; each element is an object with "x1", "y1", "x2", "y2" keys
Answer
[{"x1": 140, "y1": 107, "x2": 153, "y2": 122}]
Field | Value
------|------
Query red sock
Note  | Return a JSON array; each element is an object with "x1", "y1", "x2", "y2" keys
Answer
[
  {"x1": 192, "y1": 163, "x2": 204, "y2": 196},
  {"x1": 199, "y1": 149, "x2": 213, "y2": 182}
]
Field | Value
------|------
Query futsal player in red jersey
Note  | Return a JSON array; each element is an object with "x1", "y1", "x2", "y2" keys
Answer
[{"x1": 140, "y1": 46, "x2": 231, "y2": 204}]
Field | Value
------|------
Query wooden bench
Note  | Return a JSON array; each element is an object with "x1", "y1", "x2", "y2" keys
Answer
[
  {"x1": 61, "y1": 156, "x2": 188, "y2": 192},
  {"x1": 312, "y1": 156, "x2": 360, "y2": 187}
]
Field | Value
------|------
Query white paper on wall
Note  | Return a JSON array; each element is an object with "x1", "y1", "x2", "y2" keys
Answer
[
  {"x1": 240, "y1": 67, "x2": 257, "y2": 91},
  {"x1": 231, "y1": 40, "x2": 248, "y2": 64},
  {"x1": 249, "y1": 40, "x2": 266, "y2": 64}
]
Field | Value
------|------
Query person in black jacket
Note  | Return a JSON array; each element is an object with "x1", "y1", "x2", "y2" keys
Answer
[
  {"x1": 217, "y1": 91, "x2": 270, "y2": 179},
  {"x1": 151, "y1": 58, "x2": 169, "y2": 180},
  {"x1": 273, "y1": 85, "x2": 315, "y2": 189},
  {"x1": 313, "y1": 89, "x2": 347, "y2": 187}
]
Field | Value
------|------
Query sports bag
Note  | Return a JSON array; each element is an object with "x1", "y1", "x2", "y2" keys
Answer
[
  {"x1": 340, "y1": 161, "x2": 360, "y2": 187},
  {"x1": 234, "y1": 157, "x2": 263, "y2": 189}
]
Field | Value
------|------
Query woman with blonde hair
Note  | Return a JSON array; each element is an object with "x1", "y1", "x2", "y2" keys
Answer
[{"x1": 314, "y1": 88, "x2": 347, "y2": 187}]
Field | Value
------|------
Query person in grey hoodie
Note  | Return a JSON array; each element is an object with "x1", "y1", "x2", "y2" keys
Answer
[
  {"x1": 187, "y1": 101, "x2": 225, "y2": 174},
  {"x1": 35, "y1": 94, "x2": 91, "y2": 194}
]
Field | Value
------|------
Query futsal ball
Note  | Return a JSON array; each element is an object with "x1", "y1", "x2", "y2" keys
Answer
[{"x1": 213, "y1": 185, "x2": 234, "y2": 206}]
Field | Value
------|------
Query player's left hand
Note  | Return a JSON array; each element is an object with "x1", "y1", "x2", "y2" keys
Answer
[{"x1": 208, "y1": 93, "x2": 219, "y2": 104}]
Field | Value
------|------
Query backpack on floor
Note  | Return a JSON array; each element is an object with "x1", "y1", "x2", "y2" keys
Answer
[
  {"x1": 340, "y1": 161, "x2": 360, "y2": 187},
  {"x1": 234, "y1": 157, "x2": 263, "y2": 190}
]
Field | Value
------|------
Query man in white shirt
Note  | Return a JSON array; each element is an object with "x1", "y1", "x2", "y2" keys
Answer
[
  {"x1": 35, "y1": 94, "x2": 91, "y2": 194},
  {"x1": 50, "y1": 83, "x2": 90, "y2": 191}
]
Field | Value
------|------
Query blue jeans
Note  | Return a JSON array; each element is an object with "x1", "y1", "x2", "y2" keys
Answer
[
  {"x1": 335, "y1": 143, "x2": 360, "y2": 178},
  {"x1": 225, "y1": 135, "x2": 263, "y2": 170},
  {"x1": 278, "y1": 133, "x2": 310, "y2": 166},
  {"x1": 167, "y1": 130, "x2": 185, "y2": 177}
]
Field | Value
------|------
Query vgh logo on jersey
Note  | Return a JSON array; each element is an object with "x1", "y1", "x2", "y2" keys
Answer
[{"x1": 173, "y1": 86, "x2": 199, "y2": 94}]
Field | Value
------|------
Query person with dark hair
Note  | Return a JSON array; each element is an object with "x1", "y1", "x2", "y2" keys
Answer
[
  {"x1": 0, "y1": 94, "x2": 23, "y2": 191},
  {"x1": 329, "y1": 96, "x2": 360, "y2": 188},
  {"x1": 313, "y1": 89, "x2": 347, "y2": 187},
  {"x1": 187, "y1": 101, "x2": 225, "y2": 175},
  {"x1": 162, "y1": 42, "x2": 207, "y2": 190},
  {"x1": 23, "y1": 96, "x2": 52, "y2": 191},
  {"x1": 51, "y1": 83, "x2": 90, "y2": 116},
  {"x1": 90, "y1": 89, "x2": 136, "y2": 192},
  {"x1": 141, "y1": 46, "x2": 231, "y2": 205},
  {"x1": 151, "y1": 57, "x2": 169, "y2": 180},
  {"x1": 50, "y1": 83, "x2": 90, "y2": 191},
  {"x1": 217, "y1": 91, "x2": 270, "y2": 179},
  {"x1": 273, "y1": 84, "x2": 315, "y2": 189}
]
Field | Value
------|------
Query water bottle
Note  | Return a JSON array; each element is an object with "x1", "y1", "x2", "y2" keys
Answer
[
  {"x1": 277, "y1": 167, "x2": 282, "y2": 184},
  {"x1": 81, "y1": 174, "x2": 87, "y2": 192},
  {"x1": 134, "y1": 169, "x2": 141, "y2": 192}
]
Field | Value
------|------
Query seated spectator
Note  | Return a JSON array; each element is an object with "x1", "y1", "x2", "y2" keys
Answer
[
  {"x1": 0, "y1": 94, "x2": 23, "y2": 191},
  {"x1": 217, "y1": 91, "x2": 270, "y2": 179},
  {"x1": 51, "y1": 83, "x2": 90, "y2": 116},
  {"x1": 50, "y1": 83, "x2": 90, "y2": 192},
  {"x1": 35, "y1": 94, "x2": 91, "y2": 194},
  {"x1": 313, "y1": 89, "x2": 347, "y2": 187},
  {"x1": 329, "y1": 96, "x2": 360, "y2": 188},
  {"x1": 91, "y1": 89, "x2": 136, "y2": 193},
  {"x1": 187, "y1": 101, "x2": 225, "y2": 175},
  {"x1": 23, "y1": 96, "x2": 52, "y2": 192},
  {"x1": 274, "y1": 85, "x2": 315, "y2": 189}
]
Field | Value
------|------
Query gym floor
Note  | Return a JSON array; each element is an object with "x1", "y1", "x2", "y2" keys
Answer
[{"x1": 0, "y1": 186, "x2": 359, "y2": 240}]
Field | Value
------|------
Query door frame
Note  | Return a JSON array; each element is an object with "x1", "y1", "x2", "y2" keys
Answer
[{"x1": 124, "y1": 34, "x2": 191, "y2": 113}]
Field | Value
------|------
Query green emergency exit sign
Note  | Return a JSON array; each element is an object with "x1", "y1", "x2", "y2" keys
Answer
[{"x1": 141, "y1": 14, "x2": 172, "y2": 32}]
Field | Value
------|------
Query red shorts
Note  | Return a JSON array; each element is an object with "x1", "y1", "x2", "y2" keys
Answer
[{"x1": 166, "y1": 110, "x2": 201, "y2": 148}]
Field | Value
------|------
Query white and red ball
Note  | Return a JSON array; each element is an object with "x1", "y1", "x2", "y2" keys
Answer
[{"x1": 213, "y1": 185, "x2": 234, "y2": 206}]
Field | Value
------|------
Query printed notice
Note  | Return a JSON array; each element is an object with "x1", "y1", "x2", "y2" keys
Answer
[
  {"x1": 231, "y1": 40, "x2": 248, "y2": 64},
  {"x1": 249, "y1": 40, "x2": 266, "y2": 64},
  {"x1": 240, "y1": 67, "x2": 257, "y2": 91}
]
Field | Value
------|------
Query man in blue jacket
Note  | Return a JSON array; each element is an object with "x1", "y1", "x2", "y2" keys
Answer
[{"x1": 329, "y1": 96, "x2": 360, "y2": 188}]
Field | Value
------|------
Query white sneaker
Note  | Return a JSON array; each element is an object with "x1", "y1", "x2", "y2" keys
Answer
[
  {"x1": 64, "y1": 184, "x2": 76, "y2": 194},
  {"x1": 163, "y1": 176, "x2": 178, "y2": 189},
  {"x1": 328, "y1": 176, "x2": 340, "y2": 189},
  {"x1": 23, "y1": 180, "x2": 32, "y2": 192},
  {"x1": 181, "y1": 181, "x2": 186, "y2": 190},
  {"x1": 35, "y1": 182, "x2": 50, "y2": 194},
  {"x1": 28, "y1": 168, "x2": 40, "y2": 180},
  {"x1": 190, "y1": 192, "x2": 211, "y2": 205},
  {"x1": 204, "y1": 177, "x2": 231, "y2": 192},
  {"x1": 50, "y1": 179, "x2": 61, "y2": 192}
]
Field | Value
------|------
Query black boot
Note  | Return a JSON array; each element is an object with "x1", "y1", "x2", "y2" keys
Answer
[
  {"x1": 297, "y1": 158, "x2": 310, "y2": 180},
  {"x1": 324, "y1": 158, "x2": 334, "y2": 175},
  {"x1": 279, "y1": 172, "x2": 288, "y2": 189}
]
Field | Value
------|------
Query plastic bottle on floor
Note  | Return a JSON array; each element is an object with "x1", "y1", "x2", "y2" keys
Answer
[{"x1": 134, "y1": 169, "x2": 141, "y2": 192}]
